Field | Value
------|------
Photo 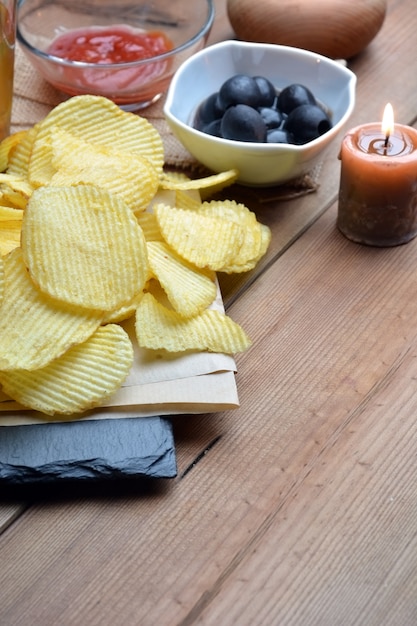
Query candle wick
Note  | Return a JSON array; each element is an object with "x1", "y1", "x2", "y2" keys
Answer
[{"x1": 383, "y1": 133, "x2": 390, "y2": 155}]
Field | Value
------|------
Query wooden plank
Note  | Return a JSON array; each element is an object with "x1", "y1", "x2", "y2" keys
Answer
[
  {"x1": 1, "y1": 0, "x2": 417, "y2": 624},
  {"x1": 0, "y1": 504, "x2": 26, "y2": 534},
  {"x1": 183, "y1": 212, "x2": 417, "y2": 626}
]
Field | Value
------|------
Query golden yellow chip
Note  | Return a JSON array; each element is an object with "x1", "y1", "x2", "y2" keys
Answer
[
  {"x1": 0, "y1": 323, "x2": 134, "y2": 415},
  {"x1": 0, "y1": 173, "x2": 34, "y2": 210},
  {"x1": 102, "y1": 289, "x2": 145, "y2": 324},
  {"x1": 29, "y1": 95, "x2": 164, "y2": 186},
  {"x1": 160, "y1": 169, "x2": 238, "y2": 199},
  {"x1": 0, "y1": 193, "x2": 15, "y2": 208},
  {"x1": 159, "y1": 170, "x2": 191, "y2": 186},
  {"x1": 0, "y1": 248, "x2": 103, "y2": 371},
  {"x1": 0, "y1": 173, "x2": 33, "y2": 194},
  {"x1": 135, "y1": 211, "x2": 164, "y2": 242},
  {"x1": 21, "y1": 185, "x2": 150, "y2": 311},
  {"x1": 154, "y1": 203, "x2": 244, "y2": 271},
  {"x1": 0, "y1": 190, "x2": 26, "y2": 210},
  {"x1": 199, "y1": 200, "x2": 270, "y2": 272},
  {"x1": 0, "y1": 206, "x2": 23, "y2": 256},
  {"x1": 48, "y1": 128, "x2": 159, "y2": 212},
  {"x1": 0, "y1": 131, "x2": 28, "y2": 173},
  {"x1": 147, "y1": 241, "x2": 217, "y2": 317},
  {"x1": 201, "y1": 198, "x2": 257, "y2": 224},
  {"x1": 7, "y1": 125, "x2": 38, "y2": 178},
  {"x1": 135, "y1": 292, "x2": 251, "y2": 353},
  {"x1": 147, "y1": 188, "x2": 176, "y2": 212},
  {"x1": 252, "y1": 223, "x2": 272, "y2": 264},
  {"x1": 175, "y1": 189, "x2": 201, "y2": 210}
]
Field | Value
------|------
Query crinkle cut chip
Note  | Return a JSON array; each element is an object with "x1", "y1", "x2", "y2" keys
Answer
[
  {"x1": 21, "y1": 185, "x2": 149, "y2": 312},
  {"x1": 28, "y1": 95, "x2": 164, "y2": 186},
  {"x1": 0, "y1": 248, "x2": 103, "y2": 371},
  {"x1": 0, "y1": 324, "x2": 134, "y2": 415},
  {"x1": 135, "y1": 292, "x2": 251, "y2": 354}
]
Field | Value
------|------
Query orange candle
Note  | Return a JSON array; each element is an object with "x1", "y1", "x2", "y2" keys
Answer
[{"x1": 337, "y1": 104, "x2": 417, "y2": 246}]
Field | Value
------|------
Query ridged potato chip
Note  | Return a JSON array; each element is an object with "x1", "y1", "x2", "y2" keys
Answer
[
  {"x1": 200, "y1": 200, "x2": 271, "y2": 273},
  {"x1": 102, "y1": 289, "x2": 145, "y2": 324},
  {"x1": 0, "y1": 206, "x2": 23, "y2": 256},
  {"x1": 154, "y1": 203, "x2": 244, "y2": 271},
  {"x1": 0, "y1": 131, "x2": 28, "y2": 173},
  {"x1": 135, "y1": 292, "x2": 251, "y2": 354},
  {"x1": 147, "y1": 241, "x2": 217, "y2": 317},
  {"x1": 175, "y1": 189, "x2": 201, "y2": 211},
  {"x1": 0, "y1": 173, "x2": 34, "y2": 209},
  {"x1": 135, "y1": 211, "x2": 164, "y2": 242},
  {"x1": 0, "y1": 94, "x2": 272, "y2": 416},
  {"x1": 253, "y1": 223, "x2": 272, "y2": 264},
  {"x1": 49, "y1": 128, "x2": 159, "y2": 212},
  {"x1": 0, "y1": 248, "x2": 103, "y2": 371},
  {"x1": 160, "y1": 169, "x2": 238, "y2": 199},
  {"x1": 7, "y1": 125, "x2": 38, "y2": 178},
  {"x1": 21, "y1": 185, "x2": 149, "y2": 311},
  {"x1": 0, "y1": 324, "x2": 134, "y2": 415},
  {"x1": 201, "y1": 198, "x2": 257, "y2": 225},
  {"x1": 159, "y1": 171, "x2": 190, "y2": 187},
  {"x1": 29, "y1": 95, "x2": 164, "y2": 186}
]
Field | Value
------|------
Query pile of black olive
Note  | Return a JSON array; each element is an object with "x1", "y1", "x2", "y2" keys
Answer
[{"x1": 193, "y1": 74, "x2": 332, "y2": 145}]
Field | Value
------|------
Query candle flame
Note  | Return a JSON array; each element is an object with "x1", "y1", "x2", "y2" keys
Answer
[{"x1": 381, "y1": 103, "x2": 394, "y2": 138}]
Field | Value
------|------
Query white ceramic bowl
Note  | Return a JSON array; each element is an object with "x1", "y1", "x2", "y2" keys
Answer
[{"x1": 164, "y1": 40, "x2": 356, "y2": 186}]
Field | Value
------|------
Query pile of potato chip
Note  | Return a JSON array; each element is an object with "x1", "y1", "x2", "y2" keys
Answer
[{"x1": 0, "y1": 95, "x2": 271, "y2": 416}]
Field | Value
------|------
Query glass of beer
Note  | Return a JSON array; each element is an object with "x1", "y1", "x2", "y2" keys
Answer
[{"x1": 0, "y1": 0, "x2": 16, "y2": 141}]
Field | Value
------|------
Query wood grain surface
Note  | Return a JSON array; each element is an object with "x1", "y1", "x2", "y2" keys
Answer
[{"x1": 1, "y1": 0, "x2": 417, "y2": 624}]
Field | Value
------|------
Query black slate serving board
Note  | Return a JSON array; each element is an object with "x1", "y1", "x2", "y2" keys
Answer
[{"x1": 0, "y1": 416, "x2": 177, "y2": 495}]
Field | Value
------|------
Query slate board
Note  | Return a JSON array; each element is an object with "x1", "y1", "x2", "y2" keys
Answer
[{"x1": 0, "y1": 416, "x2": 177, "y2": 496}]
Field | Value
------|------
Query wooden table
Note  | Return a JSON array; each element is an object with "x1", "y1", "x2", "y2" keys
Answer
[{"x1": 2, "y1": 1, "x2": 417, "y2": 623}]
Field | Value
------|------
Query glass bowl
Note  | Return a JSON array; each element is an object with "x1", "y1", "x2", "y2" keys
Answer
[{"x1": 17, "y1": 0, "x2": 215, "y2": 110}]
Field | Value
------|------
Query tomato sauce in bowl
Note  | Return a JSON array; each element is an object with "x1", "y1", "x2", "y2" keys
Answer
[
  {"x1": 17, "y1": 0, "x2": 215, "y2": 111},
  {"x1": 47, "y1": 25, "x2": 173, "y2": 64},
  {"x1": 45, "y1": 25, "x2": 174, "y2": 108}
]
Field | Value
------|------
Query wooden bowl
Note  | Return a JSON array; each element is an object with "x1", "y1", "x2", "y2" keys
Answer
[{"x1": 227, "y1": 0, "x2": 387, "y2": 60}]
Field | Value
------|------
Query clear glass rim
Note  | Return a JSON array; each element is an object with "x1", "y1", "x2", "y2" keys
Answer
[{"x1": 16, "y1": 0, "x2": 215, "y2": 69}]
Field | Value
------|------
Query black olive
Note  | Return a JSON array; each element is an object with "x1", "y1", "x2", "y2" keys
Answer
[
  {"x1": 221, "y1": 104, "x2": 267, "y2": 142},
  {"x1": 194, "y1": 92, "x2": 224, "y2": 131},
  {"x1": 193, "y1": 76, "x2": 332, "y2": 146},
  {"x1": 218, "y1": 74, "x2": 262, "y2": 109},
  {"x1": 203, "y1": 119, "x2": 223, "y2": 137},
  {"x1": 258, "y1": 106, "x2": 284, "y2": 130},
  {"x1": 266, "y1": 128, "x2": 293, "y2": 144},
  {"x1": 277, "y1": 83, "x2": 316, "y2": 115},
  {"x1": 284, "y1": 104, "x2": 332, "y2": 144},
  {"x1": 253, "y1": 76, "x2": 276, "y2": 107}
]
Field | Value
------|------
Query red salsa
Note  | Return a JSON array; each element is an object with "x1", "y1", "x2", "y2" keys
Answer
[
  {"x1": 46, "y1": 25, "x2": 174, "y2": 105},
  {"x1": 47, "y1": 25, "x2": 173, "y2": 64}
]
